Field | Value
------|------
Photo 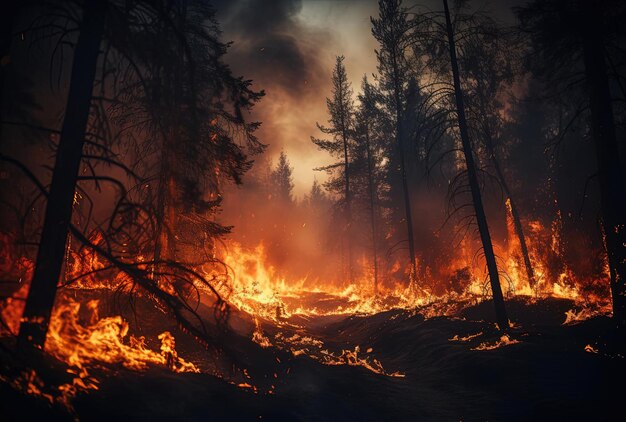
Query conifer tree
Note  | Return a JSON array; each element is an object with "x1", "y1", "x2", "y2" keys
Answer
[
  {"x1": 271, "y1": 150, "x2": 295, "y2": 203},
  {"x1": 312, "y1": 56, "x2": 355, "y2": 283}
]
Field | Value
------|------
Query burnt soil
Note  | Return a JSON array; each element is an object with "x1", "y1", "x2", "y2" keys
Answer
[{"x1": 1, "y1": 294, "x2": 625, "y2": 421}]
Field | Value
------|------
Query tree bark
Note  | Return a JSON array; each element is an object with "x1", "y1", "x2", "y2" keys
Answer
[
  {"x1": 391, "y1": 57, "x2": 417, "y2": 285},
  {"x1": 581, "y1": 1, "x2": 626, "y2": 328},
  {"x1": 17, "y1": 0, "x2": 106, "y2": 351},
  {"x1": 397, "y1": 118, "x2": 418, "y2": 285},
  {"x1": 364, "y1": 123, "x2": 379, "y2": 293},
  {"x1": 341, "y1": 116, "x2": 354, "y2": 284},
  {"x1": 443, "y1": 0, "x2": 509, "y2": 330}
]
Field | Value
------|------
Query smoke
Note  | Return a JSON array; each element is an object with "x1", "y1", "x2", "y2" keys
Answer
[
  {"x1": 215, "y1": 0, "x2": 329, "y2": 99},
  {"x1": 213, "y1": 0, "x2": 336, "y2": 197}
]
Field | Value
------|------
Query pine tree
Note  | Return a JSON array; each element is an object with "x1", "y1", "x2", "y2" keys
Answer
[
  {"x1": 312, "y1": 55, "x2": 355, "y2": 283},
  {"x1": 355, "y1": 76, "x2": 385, "y2": 293},
  {"x1": 14, "y1": 0, "x2": 263, "y2": 351},
  {"x1": 461, "y1": 34, "x2": 537, "y2": 288},
  {"x1": 442, "y1": 0, "x2": 509, "y2": 329},
  {"x1": 110, "y1": 0, "x2": 263, "y2": 267},
  {"x1": 271, "y1": 150, "x2": 295, "y2": 203},
  {"x1": 371, "y1": 0, "x2": 418, "y2": 285},
  {"x1": 308, "y1": 178, "x2": 328, "y2": 208}
]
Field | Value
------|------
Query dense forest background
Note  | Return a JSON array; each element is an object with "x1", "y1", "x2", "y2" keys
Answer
[{"x1": 218, "y1": 0, "x2": 625, "y2": 309}]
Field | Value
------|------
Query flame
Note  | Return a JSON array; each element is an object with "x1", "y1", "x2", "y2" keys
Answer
[
  {"x1": 252, "y1": 318, "x2": 272, "y2": 348},
  {"x1": 472, "y1": 334, "x2": 520, "y2": 351},
  {"x1": 206, "y1": 204, "x2": 611, "y2": 325},
  {"x1": 584, "y1": 344, "x2": 599, "y2": 354},
  {"x1": 0, "y1": 198, "x2": 615, "y2": 407},
  {"x1": 449, "y1": 331, "x2": 483, "y2": 342},
  {"x1": 44, "y1": 298, "x2": 198, "y2": 373},
  {"x1": 204, "y1": 241, "x2": 438, "y2": 322},
  {"x1": 270, "y1": 331, "x2": 404, "y2": 377},
  {"x1": 564, "y1": 303, "x2": 612, "y2": 325},
  {"x1": 1, "y1": 232, "x2": 199, "y2": 408},
  {"x1": 1, "y1": 294, "x2": 198, "y2": 410},
  {"x1": 318, "y1": 346, "x2": 405, "y2": 378},
  {"x1": 64, "y1": 232, "x2": 135, "y2": 291}
]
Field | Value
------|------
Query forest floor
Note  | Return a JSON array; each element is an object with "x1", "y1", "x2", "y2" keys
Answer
[{"x1": 1, "y1": 292, "x2": 625, "y2": 421}]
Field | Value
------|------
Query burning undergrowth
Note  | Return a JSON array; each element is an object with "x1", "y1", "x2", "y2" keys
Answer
[
  {"x1": 0, "y1": 217, "x2": 615, "y2": 414},
  {"x1": 207, "y1": 230, "x2": 611, "y2": 325},
  {"x1": 1, "y1": 287, "x2": 200, "y2": 412}
]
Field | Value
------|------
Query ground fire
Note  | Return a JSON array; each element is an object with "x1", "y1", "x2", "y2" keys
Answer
[{"x1": 1, "y1": 0, "x2": 625, "y2": 420}]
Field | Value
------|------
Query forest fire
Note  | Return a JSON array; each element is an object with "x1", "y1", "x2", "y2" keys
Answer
[
  {"x1": 1, "y1": 0, "x2": 625, "y2": 420},
  {"x1": 1, "y1": 276, "x2": 198, "y2": 412},
  {"x1": 0, "y1": 190, "x2": 616, "y2": 416},
  {"x1": 1, "y1": 200, "x2": 611, "y2": 409},
  {"x1": 208, "y1": 207, "x2": 611, "y2": 324}
]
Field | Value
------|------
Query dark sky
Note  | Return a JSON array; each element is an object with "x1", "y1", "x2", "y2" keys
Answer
[{"x1": 212, "y1": 0, "x2": 523, "y2": 196}]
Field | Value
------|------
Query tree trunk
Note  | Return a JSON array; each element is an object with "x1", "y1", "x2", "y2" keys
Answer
[
  {"x1": 485, "y1": 134, "x2": 537, "y2": 288},
  {"x1": 443, "y1": 0, "x2": 509, "y2": 330},
  {"x1": 154, "y1": 131, "x2": 179, "y2": 274},
  {"x1": 391, "y1": 62, "x2": 417, "y2": 286},
  {"x1": 473, "y1": 73, "x2": 537, "y2": 290},
  {"x1": 581, "y1": 2, "x2": 626, "y2": 328},
  {"x1": 398, "y1": 120, "x2": 418, "y2": 285},
  {"x1": 364, "y1": 124, "x2": 379, "y2": 294},
  {"x1": 17, "y1": 0, "x2": 106, "y2": 351},
  {"x1": 341, "y1": 116, "x2": 354, "y2": 285}
]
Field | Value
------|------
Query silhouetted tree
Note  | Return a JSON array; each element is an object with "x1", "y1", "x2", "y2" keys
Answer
[
  {"x1": 517, "y1": 0, "x2": 626, "y2": 328},
  {"x1": 307, "y1": 178, "x2": 328, "y2": 208},
  {"x1": 355, "y1": 76, "x2": 385, "y2": 293},
  {"x1": 312, "y1": 55, "x2": 355, "y2": 283},
  {"x1": 17, "y1": 0, "x2": 107, "y2": 350},
  {"x1": 371, "y1": 0, "x2": 418, "y2": 285},
  {"x1": 457, "y1": 14, "x2": 537, "y2": 289},
  {"x1": 271, "y1": 150, "x2": 294, "y2": 203},
  {"x1": 9, "y1": 0, "x2": 262, "y2": 352},
  {"x1": 108, "y1": 0, "x2": 263, "y2": 268},
  {"x1": 442, "y1": 0, "x2": 509, "y2": 329}
]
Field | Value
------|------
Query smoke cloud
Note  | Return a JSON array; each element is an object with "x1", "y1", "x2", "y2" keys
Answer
[{"x1": 213, "y1": 0, "x2": 337, "y2": 198}]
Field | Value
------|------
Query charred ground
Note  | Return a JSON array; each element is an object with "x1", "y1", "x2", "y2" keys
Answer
[{"x1": 2, "y1": 291, "x2": 624, "y2": 421}]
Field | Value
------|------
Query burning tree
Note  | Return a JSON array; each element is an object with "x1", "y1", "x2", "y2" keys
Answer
[
  {"x1": 371, "y1": 0, "x2": 419, "y2": 285},
  {"x1": 405, "y1": 0, "x2": 512, "y2": 329},
  {"x1": 0, "y1": 0, "x2": 263, "y2": 352},
  {"x1": 353, "y1": 76, "x2": 388, "y2": 293},
  {"x1": 17, "y1": 0, "x2": 109, "y2": 351},
  {"x1": 440, "y1": 0, "x2": 509, "y2": 329},
  {"x1": 457, "y1": 14, "x2": 538, "y2": 289},
  {"x1": 516, "y1": 0, "x2": 626, "y2": 328},
  {"x1": 107, "y1": 0, "x2": 263, "y2": 268}
]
